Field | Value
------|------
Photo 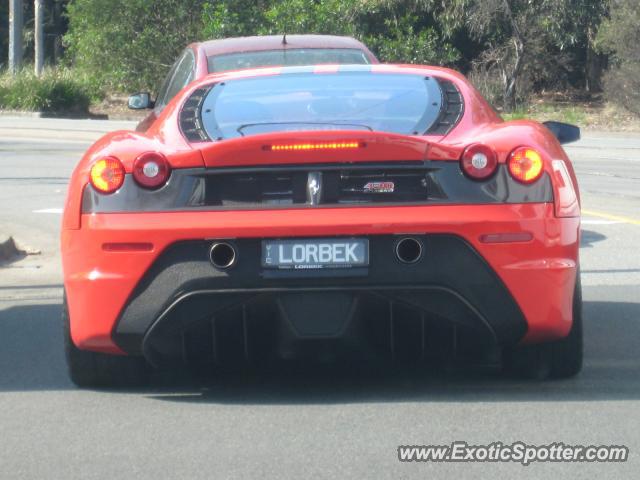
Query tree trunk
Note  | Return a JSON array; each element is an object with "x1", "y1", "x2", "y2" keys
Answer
[
  {"x1": 35, "y1": 0, "x2": 45, "y2": 76},
  {"x1": 502, "y1": 0, "x2": 525, "y2": 112},
  {"x1": 9, "y1": 0, "x2": 24, "y2": 74},
  {"x1": 585, "y1": 26, "x2": 606, "y2": 93},
  {"x1": 504, "y1": 37, "x2": 524, "y2": 111},
  {"x1": 52, "y1": 0, "x2": 64, "y2": 64}
]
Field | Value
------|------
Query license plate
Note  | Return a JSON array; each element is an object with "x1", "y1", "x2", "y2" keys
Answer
[{"x1": 262, "y1": 238, "x2": 369, "y2": 270}]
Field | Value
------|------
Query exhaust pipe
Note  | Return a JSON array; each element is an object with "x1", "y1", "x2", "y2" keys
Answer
[
  {"x1": 209, "y1": 242, "x2": 237, "y2": 269},
  {"x1": 395, "y1": 237, "x2": 423, "y2": 264}
]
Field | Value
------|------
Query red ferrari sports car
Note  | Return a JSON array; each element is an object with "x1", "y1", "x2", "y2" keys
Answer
[
  {"x1": 62, "y1": 63, "x2": 583, "y2": 387},
  {"x1": 129, "y1": 35, "x2": 378, "y2": 132}
]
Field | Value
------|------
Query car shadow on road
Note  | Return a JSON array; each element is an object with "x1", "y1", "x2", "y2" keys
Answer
[
  {"x1": 0, "y1": 300, "x2": 638, "y2": 404},
  {"x1": 580, "y1": 229, "x2": 607, "y2": 248}
]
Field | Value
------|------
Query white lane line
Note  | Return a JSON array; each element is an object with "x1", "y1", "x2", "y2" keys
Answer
[
  {"x1": 582, "y1": 219, "x2": 624, "y2": 225},
  {"x1": 33, "y1": 208, "x2": 63, "y2": 214}
]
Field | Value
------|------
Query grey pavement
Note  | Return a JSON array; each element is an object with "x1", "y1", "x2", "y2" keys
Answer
[{"x1": 0, "y1": 117, "x2": 638, "y2": 479}]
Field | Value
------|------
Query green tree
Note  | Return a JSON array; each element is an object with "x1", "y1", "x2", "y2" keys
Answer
[
  {"x1": 65, "y1": 0, "x2": 205, "y2": 91},
  {"x1": 458, "y1": 0, "x2": 609, "y2": 110},
  {"x1": 597, "y1": 0, "x2": 640, "y2": 114},
  {"x1": 541, "y1": 0, "x2": 609, "y2": 91},
  {"x1": 201, "y1": 0, "x2": 462, "y2": 66}
]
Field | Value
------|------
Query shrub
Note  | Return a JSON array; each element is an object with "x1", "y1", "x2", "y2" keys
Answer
[
  {"x1": 597, "y1": 0, "x2": 640, "y2": 114},
  {"x1": 0, "y1": 68, "x2": 101, "y2": 113},
  {"x1": 65, "y1": 0, "x2": 206, "y2": 92},
  {"x1": 468, "y1": 63, "x2": 532, "y2": 112},
  {"x1": 602, "y1": 64, "x2": 640, "y2": 116},
  {"x1": 202, "y1": 0, "x2": 462, "y2": 66}
]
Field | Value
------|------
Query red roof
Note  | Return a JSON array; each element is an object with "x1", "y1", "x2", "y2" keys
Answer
[{"x1": 195, "y1": 35, "x2": 378, "y2": 62}]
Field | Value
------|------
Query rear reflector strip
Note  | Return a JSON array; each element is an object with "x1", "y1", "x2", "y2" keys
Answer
[
  {"x1": 102, "y1": 243, "x2": 154, "y2": 252},
  {"x1": 551, "y1": 159, "x2": 580, "y2": 218},
  {"x1": 264, "y1": 142, "x2": 365, "y2": 152},
  {"x1": 479, "y1": 232, "x2": 533, "y2": 244}
]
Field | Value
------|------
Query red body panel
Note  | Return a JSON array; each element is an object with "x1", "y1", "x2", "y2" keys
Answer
[
  {"x1": 62, "y1": 63, "x2": 581, "y2": 355},
  {"x1": 62, "y1": 204, "x2": 578, "y2": 354},
  {"x1": 197, "y1": 35, "x2": 379, "y2": 65}
]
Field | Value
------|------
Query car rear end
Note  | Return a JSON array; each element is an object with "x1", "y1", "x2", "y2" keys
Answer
[{"x1": 62, "y1": 65, "x2": 581, "y2": 373}]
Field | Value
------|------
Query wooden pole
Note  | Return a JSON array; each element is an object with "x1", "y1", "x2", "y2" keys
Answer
[
  {"x1": 35, "y1": 0, "x2": 45, "y2": 76},
  {"x1": 9, "y1": 0, "x2": 24, "y2": 74}
]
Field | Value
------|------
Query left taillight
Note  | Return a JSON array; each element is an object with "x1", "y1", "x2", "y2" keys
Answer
[
  {"x1": 90, "y1": 156, "x2": 125, "y2": 194},
  {"x1": 460, "y1": 144, "x2": 498, "y2": 180},
  {"x1": 132, "y1": 152, "x2": 171, "y2": 189}
]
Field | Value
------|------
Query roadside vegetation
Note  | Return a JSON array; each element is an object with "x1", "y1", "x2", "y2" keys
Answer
[
  {"x1": 0, "y1": 68, "x2": 102, "y2": 113},
  {"x1": 1, "y1": 0, "x2": 639, "y2": 127}
]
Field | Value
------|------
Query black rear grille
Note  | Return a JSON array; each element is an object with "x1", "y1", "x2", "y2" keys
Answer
[
  {"x1": 206, "y1": 172, "x2": 306, "y2": 206},
  {"x1": 203, "y1": 165, "x2": 429, "y2": 207},
  {"x1": 179, "y1": 86, "x2": 213, "y2": 142},
  {"x1": 427, "y1": 80, "x2": 464, "y2": 135}
]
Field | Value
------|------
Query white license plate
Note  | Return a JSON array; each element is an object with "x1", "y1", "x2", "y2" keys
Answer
[{"x1": 262, "y1": 239, "x2": 369, "y2": 270}]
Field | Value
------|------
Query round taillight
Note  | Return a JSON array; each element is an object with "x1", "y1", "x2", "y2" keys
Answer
[
  {"x1": 508, "y1": 147, "x2": 544, "y2": 183},
  {"x1": 460, "y1": 144, "x2": 498, "y2": 180},
  {"x1": 90, "y1": 156, "x2": 125, "y2": 194},
  {"x1": 132, "y1": 152, "x2": 171, "y2": 189}
]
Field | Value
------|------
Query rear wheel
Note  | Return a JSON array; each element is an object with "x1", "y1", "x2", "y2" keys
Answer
[
  {"x1": 503, "y1": 272, "x2": 583, "y2": 380},
  {"x1": 63, "y1": 294, "x2": 149, "y2": 388}
]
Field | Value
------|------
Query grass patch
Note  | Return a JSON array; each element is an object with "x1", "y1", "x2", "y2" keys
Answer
[
  {"x1": 502, "y1": 103, "x2": 588, "y2": 125},
  {"x1": 0, "y1": 68, "x2": 104, "y2": 113},
  {"x1": 501, "y1": 94, "x2": 640, "y2": 131}
]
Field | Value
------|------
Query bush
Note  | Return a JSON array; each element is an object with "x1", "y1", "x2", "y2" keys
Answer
[
  {"x1": 202, "y1": 0, "x2": 462, "y2": 66},
  {"x1": 597, "y1": 0, "x2": 640, "y2": 114},
  {"x1": 0, "y1": 68, "x2": 100, "y2": 113},
  {"x1": 65, "y1": 0, "x2": 206, "y2": 92},
  {"x1": 602, "y1": 64, "x2": 640, "y2": 116},
  {"x1": 468, "y1": 63, "x2": 532, "y2": 112}
]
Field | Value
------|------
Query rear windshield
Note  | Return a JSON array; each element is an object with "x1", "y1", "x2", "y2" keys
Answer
[
  {"x1": 208, "y1": 49, "x2": 369, "y2": 73},
  {"x1": 200, "y1": 72, "x2": 443, "y2": 140}
]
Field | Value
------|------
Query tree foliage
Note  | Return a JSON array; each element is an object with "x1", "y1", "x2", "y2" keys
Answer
[
  {"x1": 202, "y1": 0, "x2": 461, "y2": 66},
  {"x1": 65, "y1": 0, "x2": 205, "y2": 91},
  {"x1": 55, "y1": 0, "x2": 613, "y2": 111},
  {"x1": 597, "y1": 0, "x2": 640, "y2": 114},
  {"x1": 455, "y1": 0, "x2": 610, "y2": 110}
]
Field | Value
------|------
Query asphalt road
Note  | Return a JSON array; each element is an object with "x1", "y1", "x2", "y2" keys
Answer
[{"x1": 0, "y1": 118, "x2": 639, "y2": 479}]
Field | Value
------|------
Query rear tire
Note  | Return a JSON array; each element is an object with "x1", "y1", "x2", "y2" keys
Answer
[
  {"x1": 63, "y1": 294, "x2": 149, "y2": 388},
  {"x1": 503, "y1": 272, "x2": 583, "y2": 380}
]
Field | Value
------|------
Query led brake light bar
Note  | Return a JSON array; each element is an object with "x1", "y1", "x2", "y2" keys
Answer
[{"x1": 264, "y1": 142, "x2": 366, "y2": 152}]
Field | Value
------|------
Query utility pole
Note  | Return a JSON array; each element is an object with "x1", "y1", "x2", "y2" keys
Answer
[
  {"x1": 9, "y1": 0, "x2": 24, "y2": 74},
  {"x1": 35, "y1": 0, "x2": 45, "y2": 76}
]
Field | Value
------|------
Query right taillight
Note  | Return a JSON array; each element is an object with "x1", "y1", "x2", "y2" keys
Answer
[
  {"x1": 89, "y1": 156, "x2": 125, "y2": 194},
  {"x1": 132, "y1": 152, "x2": 171, "y2": 189},
  {"x1": 551, "y1": 159, "x2": 580, "y2": 217},
  {"x1": 508, "y1": 147, "x2": 544, "y2": 183}
]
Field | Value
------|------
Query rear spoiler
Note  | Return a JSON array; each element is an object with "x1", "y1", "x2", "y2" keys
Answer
[
  {"x1": 194, "y1": 130, "x2": 462, "y2": 168},
  {"x1": 543, "y1": 121, "x2": 581, "y2": 145}
]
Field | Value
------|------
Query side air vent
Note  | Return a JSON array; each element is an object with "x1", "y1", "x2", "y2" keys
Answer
[
  {"x1": 179, "y1": 86, "x2": 213, "y2": 142},
  {"x1": 427, "y1": 80, "x2": 464, "y2": 136}
]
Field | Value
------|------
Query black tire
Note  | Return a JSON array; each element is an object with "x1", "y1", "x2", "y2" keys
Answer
[
  {"x1": 63, "y1": 294, "x2": 149, "y2": 388},
  {"x1": 503, "y1": 271, "x2": 583, "y2": 380},
  {"x1": 550, "y1": 274, "x2": 583, "y2": 378}
]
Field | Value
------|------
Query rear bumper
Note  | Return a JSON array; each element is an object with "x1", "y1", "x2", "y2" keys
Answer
[{"x1": 61, "y1": 203, "x2": 579, "y2": 356}]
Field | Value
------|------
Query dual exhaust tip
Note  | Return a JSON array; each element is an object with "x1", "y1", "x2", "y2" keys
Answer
[
  {"x1": 209, "y1": 242, "x2": 237, "y2": 269},
  {"x1": 209, "y1": 237, "x2": 423, "y2": 269},
  {"x1": 395, "y1": 237, "x2": 423, "y2": 264}
]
